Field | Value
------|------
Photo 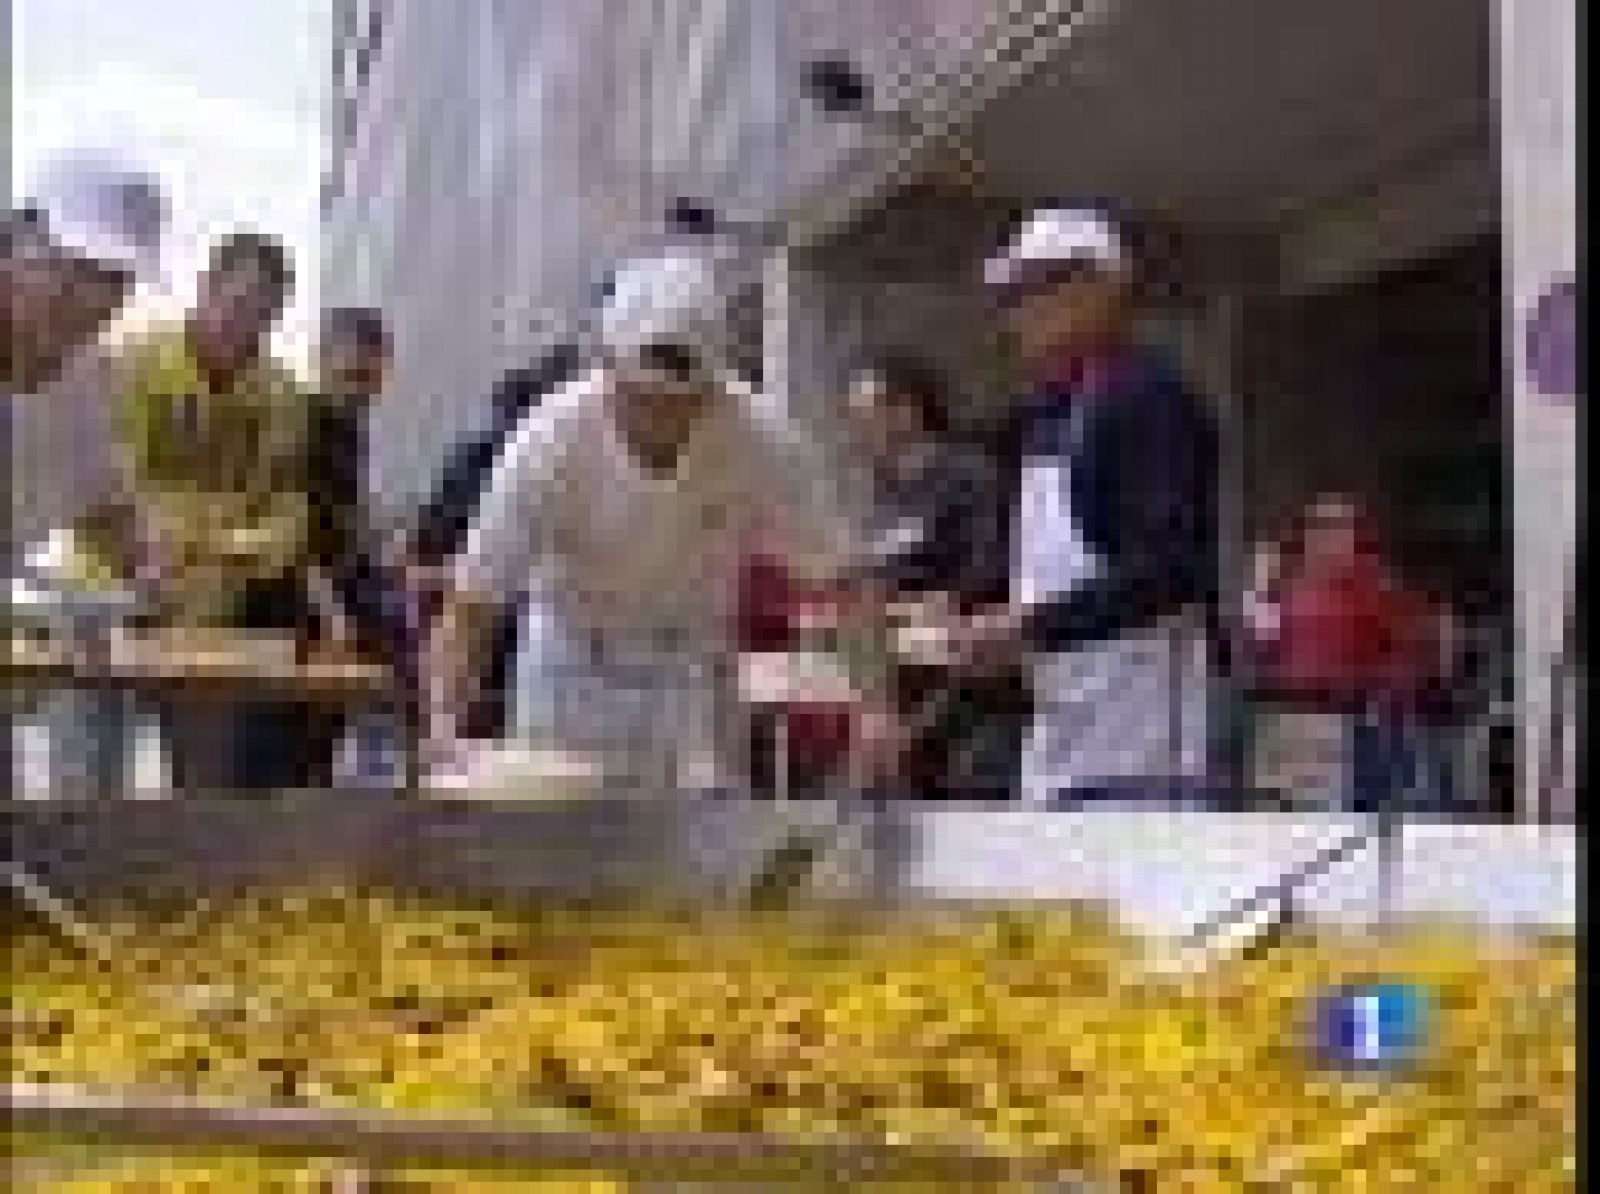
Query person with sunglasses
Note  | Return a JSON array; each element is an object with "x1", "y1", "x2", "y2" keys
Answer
[
  {"x1": 921, "y1": 203, "x2": 1222, "y2": 807},
  {"x1": 427, "y1": 249, "x2": 870, "y2": 796}
]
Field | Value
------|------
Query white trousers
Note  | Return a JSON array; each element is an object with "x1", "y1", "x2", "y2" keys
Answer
[
  {"x1": 511, "y1": 603, "x2": 741, "y2": 794},
  {"x1": 1021, "y1": 621, "x2": 1212, "y2": 805}
]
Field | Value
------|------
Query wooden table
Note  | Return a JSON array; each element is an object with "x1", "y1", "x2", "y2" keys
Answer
[{"x1": 4, "y1": 634, "x2": 421, "y2": 793}]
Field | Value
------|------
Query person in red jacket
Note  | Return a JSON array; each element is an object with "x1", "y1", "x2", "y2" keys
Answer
[{"x1": 1245, "y1": 494, "x2": 1459, "y2": 813}]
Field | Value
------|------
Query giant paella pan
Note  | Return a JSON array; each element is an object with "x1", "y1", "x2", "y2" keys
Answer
[{"x1": 4, "y1": 791, "x2": 1579, "y2": 1191}]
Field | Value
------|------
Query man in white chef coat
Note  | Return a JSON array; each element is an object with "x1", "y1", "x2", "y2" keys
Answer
[{"x1": 426, "y1": 248, "x2": 869, "y2": 794}]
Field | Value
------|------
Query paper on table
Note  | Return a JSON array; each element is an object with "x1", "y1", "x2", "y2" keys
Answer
[
  {"x1": 739, "y1": 651, "x2": 862, "y2": 706},
  {"x1": 427, "y1": 744, "x2": 603, "y2": 799},
  {"x1": 891, "y1": 620, "x2": 957, "y2": 666}
]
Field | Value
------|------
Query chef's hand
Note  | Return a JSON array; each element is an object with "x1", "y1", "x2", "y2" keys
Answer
[
  {"x1": 1249, "y1": 543, "x2": 1283, "y2": 595},
  {"x1": 306, "y1": 600, "x2": 358, "y2": 658},
  {"x1": 422, "y1": 717, "x2": 477, "y2": 780},
  {"x1": 942, "y1": 606, "x2": 1030, "y2": 674},
  {"x1": 425, "y1": 590, "x2": 494, "y2": 762},
  {"x1": 847, "y1": 703, "x2": 910, "y2": 787},
  {"x1": 422, "y1": 667, "x2": 476, "y2": 775}
]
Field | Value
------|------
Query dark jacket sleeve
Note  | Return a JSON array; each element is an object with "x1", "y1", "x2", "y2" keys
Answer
[
  {"x1": 859, "y1": 449, "x2": 1007, "y2": 600},
  {"x1": 412, "y1": 433, "x2": 506, "y2": 567},
  {"x1": 411, "y1": 372, "x2": 541, "y2": 567},
  {"x1": 949, "y1": 449, "x2": 1014, "y2": 603},
  {"x1": 301, "y1": 401, "x2": 365, "y2": 573},
  {"x1": 1021, "y1": 379, "x2": 1218, "y2": 652},
  {"x1": 412, "y1": 353, "x2": 583, "y2": 568}
]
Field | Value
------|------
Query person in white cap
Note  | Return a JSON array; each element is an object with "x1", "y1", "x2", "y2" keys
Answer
[
  {"x1": 928, "y1": 202, "x2": 1223, "y2": 806},
  {"x1": 4, "y1": 149, "x2": 167, "y2": 793},
  {"x1": 427, "y1": 248, "x2": 871, "y2": 794},
  {"x1": 5, "y1": 150, "x2": 167, "y2": 557}
]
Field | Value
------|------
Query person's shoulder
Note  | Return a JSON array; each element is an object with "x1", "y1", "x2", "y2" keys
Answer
[
  {"x1": 1106, "y1": 346, "x2": 1192, "y2": 401},
  {"x1": 720, "y1": 376, "x2": 813, "y2": 462},
  {"x1": 495, "y1": 366, "x2": 602, "y2": 469},
  {"x1": 723, "y1": 373, "x2": 779, "y2": 427},
  {"x1": 524, "y1": 365, "x2": 602, "y2": 432},
  {"x1": 1014, "y1": 390, "x2": 1076, "y2": 458},
  {"x1": 1108, "y1": 349, "x2": 1216, "y2": 434},
  {"x1": 269, "y1": 358, "x2": 309, "y2": 393},
  {"x1": 46, "y1": 338, "x2": 136, "y2": 397},
  {"x1": 495, "y1": 346, "x2": 582, "y2": 414},
  {"x1": 116, "y1": 325, "x2": 189, "y2": 386},
  {"x1": 116, "y1": 323, "x2": 181, "y2": 356}
]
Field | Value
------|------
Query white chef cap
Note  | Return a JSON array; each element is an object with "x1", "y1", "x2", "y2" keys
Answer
[
  {"x1": 20, "y1": 148, "x2": 168, "y2": 282},
  {"x1": 983, "y1": 203, "x2": 1131, "y2": 290},
  {"x1": 598, "y1": 247, "x2": 734, "y2": 366}
]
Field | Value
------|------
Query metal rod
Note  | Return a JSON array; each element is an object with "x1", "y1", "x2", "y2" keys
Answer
[
  {"x1": 4, "y1": 1083, "x2": 1054, "y2": 1184},
  {"x1": 1178, "y1": 825, "x2": 1377, "y2": 956},
  {"x1": 4, "y1": 863, "x2": 125, "y2": 974},
  {"x1": 1537, "y1": 601, "x2": 1578, "y2": 822}
]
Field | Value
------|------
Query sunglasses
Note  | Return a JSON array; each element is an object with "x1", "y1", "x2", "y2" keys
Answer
[
  {"x1": 992, "y1": 259, "x2": 1110, "y2": 310},
  {"x1": 617, "y1": 341, "x2": 705, "y2": 387}
]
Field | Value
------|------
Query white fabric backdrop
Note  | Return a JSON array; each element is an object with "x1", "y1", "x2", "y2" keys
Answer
[{"x1": 1498, "y1": 0, "x2": 1579, "y2": 821}]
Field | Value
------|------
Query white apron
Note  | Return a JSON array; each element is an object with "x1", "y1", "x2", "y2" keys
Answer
[
  {"x1": 511, "y1": 601, "x2": 736, "y2": 795},
  {"x1": 1014, "y1": 410, "x2": 1211, "y2": 806}
]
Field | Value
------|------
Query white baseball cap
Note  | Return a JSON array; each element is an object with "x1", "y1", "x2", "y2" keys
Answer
[
  {"x1": 984, "y1": 204, "x2": 1129, "y2": 290},
  {"x1": 22, "y1": 149, "x2": 167, "y2": 281},
  {"x1": 598, "y1": 248, "x2": 732, "y2": 364}
]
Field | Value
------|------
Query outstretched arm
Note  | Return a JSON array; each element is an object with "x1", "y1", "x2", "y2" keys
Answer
[{"x1": 427, "y1": 390, "x2": 569, "y2": 745}]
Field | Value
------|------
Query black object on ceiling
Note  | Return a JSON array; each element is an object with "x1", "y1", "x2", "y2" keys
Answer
[
  {"x1": 666, "y1": 197, "x2": 722, "y2": 235},
  {"x1": 802, "y1": 56, "x2": 874, "y2": 118}
]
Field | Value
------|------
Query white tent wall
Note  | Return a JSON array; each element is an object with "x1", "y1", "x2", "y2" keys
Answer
[
  {"x1": 325, "y1": 0, "x2": 507, "y2": 519},
  {"x1": 324, "y1": 0, "x2": 1008, "y2": 523},
  {"x1": 1497, "y1": 0, "x2": 1580, "y2": 822}
]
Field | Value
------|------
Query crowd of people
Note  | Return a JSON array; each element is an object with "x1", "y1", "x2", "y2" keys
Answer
[{"x1": 6, "y1": 149, "x2": 1472, "y2": 812}]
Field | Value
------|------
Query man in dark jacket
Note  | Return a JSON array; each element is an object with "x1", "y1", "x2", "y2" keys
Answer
[
  {"x1": 938, "y1": 202, "x2": 1221, "y2": 806},
  {"x1": 410, "y1": 344, "x2": 582, "y2": 737}
]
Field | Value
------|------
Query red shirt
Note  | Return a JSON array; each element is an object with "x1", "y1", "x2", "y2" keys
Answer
[
  {"x1": 735, "y1": 537, "x2": 859, "y2": 772},
  {"x1": 1260, "y1": 557, "x2": 1441, "y2": 708}
]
